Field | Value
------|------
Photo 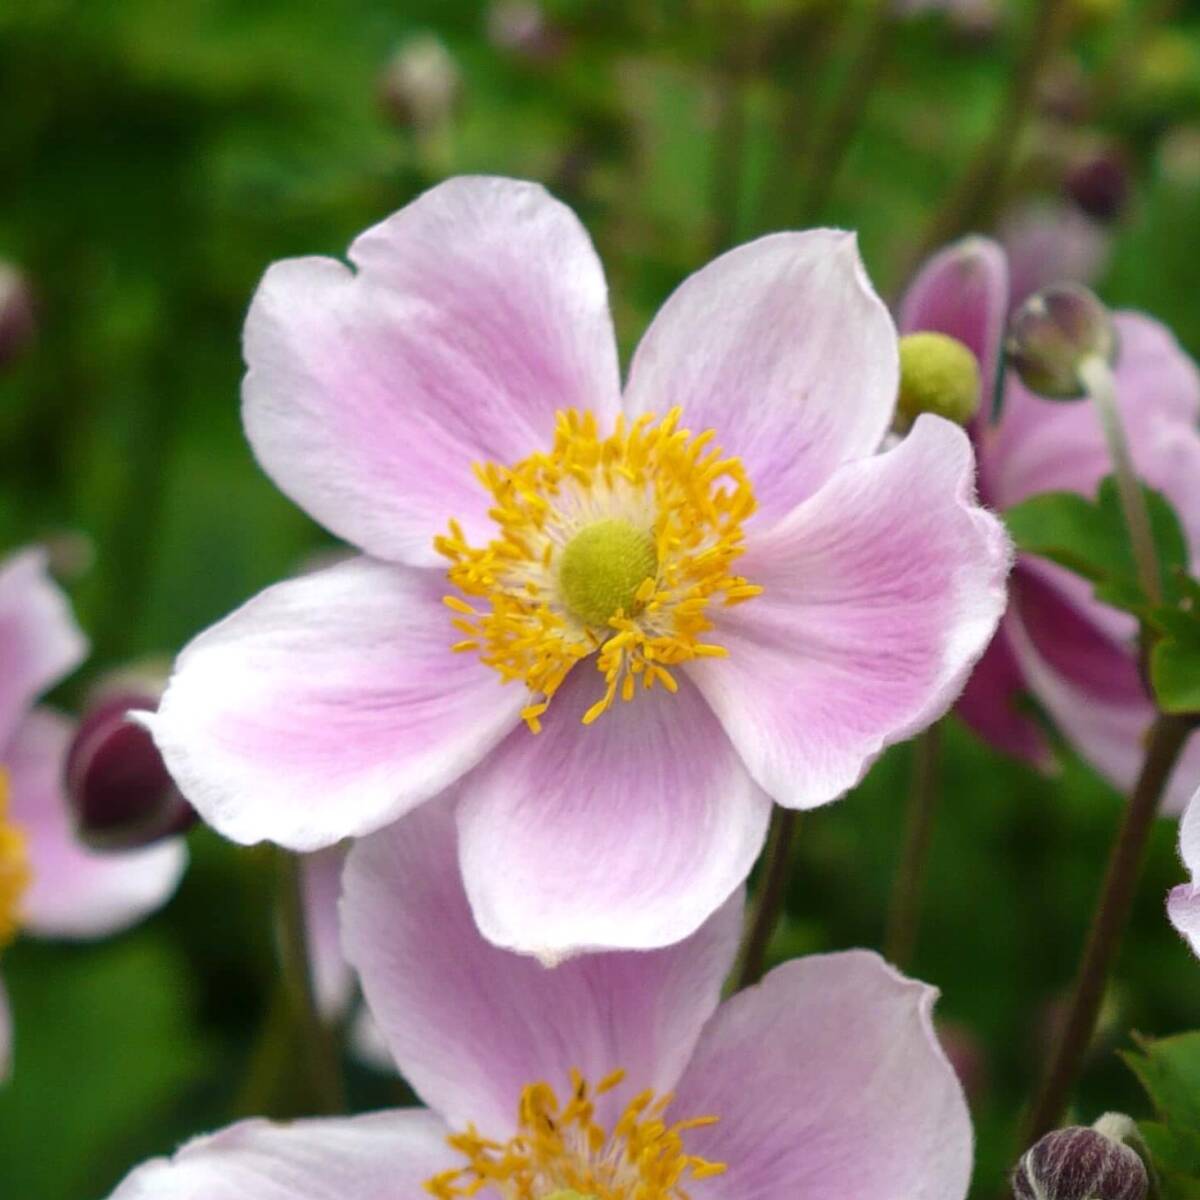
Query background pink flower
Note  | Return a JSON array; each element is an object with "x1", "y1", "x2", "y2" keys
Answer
[
  {"x1": 146, "y1": 176, "x2": 1009, "y2": 960},
  {"x1": 105, "y1": 800, "x2": 973, "y2": 1200},
  {"x1": 900, "y1": 238, "x2": 1200, "y2": 810},
  {"x1": 0, "y1": 549, "x2": 186, "y2": 1081},
  {"x1": 1168, "y1": 787, "x2": 1200, "y2": 954}
]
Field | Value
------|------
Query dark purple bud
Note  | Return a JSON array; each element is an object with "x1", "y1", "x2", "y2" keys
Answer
[
  {"x1": 1012, "y1": 1124, "x2": 1147, "y2": 1200},
  {"x1": 65, "y1": 693, "x2": 195, "y2": 850},
  {"x1": 0, "y1": 263, "x2": 35, "y2": 370},
  {"x1": 1006, "y1": 283, "x2": 1116, "y2": 399},
  {"x1": 1065, "y1": 151, "x2": 1131, "y2": 223}
]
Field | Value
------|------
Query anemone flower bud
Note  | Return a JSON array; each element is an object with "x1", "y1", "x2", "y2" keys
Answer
[
  {"x1": 1012, "y1": 1123, "x2": 1147, "y2": 1200},
  {"x1": 65, "y1": 692, "x2": 195, "y2": 850},
  {"x1": 378, "y1": 34, "x2": 462, "y2": 133},
  {"x1": 1006, "y1": 284, "x2": 1117, "y2": 400},
  {"x1": 1065, "y1": 150, "x2": 1131, "y2": 224},
  {"x1": 0, "y1": 262, "x2": 35, "y2": 370},
  {"x1": 895, "y1": 332, "x2": 982, "y2": 431}
]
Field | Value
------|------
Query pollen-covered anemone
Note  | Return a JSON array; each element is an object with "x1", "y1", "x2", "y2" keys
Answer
[
  {"x1": 899, "y1": 236, "x2": 1200, "y2": 809},
  {"x1": 0, "y1": 549, "x2": 186, "y2": 1081},
  {"x1": 145, "y1": 175, "x2": 1009, "y2": 960},
  {"x1": 103, "y1": 805, "x2": 973, "y2": 1200}
]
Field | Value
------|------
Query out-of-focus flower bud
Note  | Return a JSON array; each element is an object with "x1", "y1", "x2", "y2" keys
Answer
[
  {"x1": 66, "y1": 692, "x2": 195, "y2": 850},
  {"x1": 1012, "y1": 1122, "x2": 1147, "y2": 1200},
  {"x1": 1006, "y1": 284, "x2": 1116, "y2": 399},
  {"x1": 0, "y1": 263, "x2": 36, "y2": 370},
  {"x1": 895, "y1": 332, "x2": 981, "y2": 431},
  {"x1": 487, "y1": 1, "x2": 565, "y2": 65},
  {"x1": 1064, "y1": 148, "x2": 1131, "y2": 223},
  {"x1": 378, "y1": 34, "x2": 462, "y2": 134}
]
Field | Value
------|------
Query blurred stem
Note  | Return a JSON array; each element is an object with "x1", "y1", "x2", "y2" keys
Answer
[
  {"x1": 708, "y1": 0, "x2": 749, "y2": 255},
  {"x1": 904, "y1": 0, "x2": 1071, "y2": 278},
  {"x1": 735, "y1": 808, "x2": 799, "y2": 988},
  {"x1": 275, "y1": 849, "x2": 347, "y2": 1115},
  {"x1": 795, "y1": 0, "x2": 895, "y2": 225},
  {"x1": 884, "y1": 722, "x2": 943, "y2": 970},
  {"x1": 1022, "y1": 712, "x2": 1191, "y2": 1144},
  {"x1": 1080, "y1": 355, "x2": 1162, "y2": 607}
]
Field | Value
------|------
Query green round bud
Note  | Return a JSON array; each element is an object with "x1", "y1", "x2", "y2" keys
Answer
[
  {"x1": 1006, "y1": 284, "x2": 1117, "y2": 400},
  {"x1": 895, "y1": 332, "x2": 982, "y2": 432},
  {"x1": 559, "y1": 518, "x2": 658, "y2": 628}
]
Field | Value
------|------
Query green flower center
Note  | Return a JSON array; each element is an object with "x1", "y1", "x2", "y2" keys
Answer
[{"x1": 559, "y1": 518, "x2": 658, "y2": 628}]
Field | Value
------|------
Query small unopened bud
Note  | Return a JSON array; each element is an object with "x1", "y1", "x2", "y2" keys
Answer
[
  {"x1": 1065, "y1": 150, "x2": 1131, "y2": 224},
  {"x1": 895, "y1": 332, "x2": 981, "y2": 432},
  {"x1": 1006, "y1": 284, "x2": 1117, "y2": 400},
  {"x1": 65, "y1": 693, "x2": 195, "y2": 850},
  {"x1": 0, "y1": 263, "x2": 36, "y2": 370},
  {"x1": 378, "y1": 34, "x2": 462, "y2": 133},
  {"x1": 1012, "y1": 1124, "x2": 1147, "y2": 1200},
  {"x1": 487, "y1": 1, "x2": 565, "y2": 65}
]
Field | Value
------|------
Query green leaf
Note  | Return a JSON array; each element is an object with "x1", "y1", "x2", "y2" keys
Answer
[
  {"x1": 1003, "y1": 477, "x2": 1191, "y2": 616},
  {"x1": 1123, "y1": 1031, "x2": 1200, "y2": 1133},
  {"x1": 1149, "y1": 634, "x2": 1200, "y2": 715}
]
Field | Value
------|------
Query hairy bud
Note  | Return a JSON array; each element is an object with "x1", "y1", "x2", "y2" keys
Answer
[
  {"x1": 1012, "y1": 1123, "x2": 1147, "y2": 1200},
  {"x1": 1006, "y1": 284, "x2": 1117, "y2": 399}
]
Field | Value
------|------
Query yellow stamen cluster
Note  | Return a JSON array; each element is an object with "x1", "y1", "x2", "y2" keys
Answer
[
  {"x1": 435, "y1": 408, "x2": 761, "y2": 731},
  {"x1": 0, "y1": 771, "x2": 30, "y2": 949},
  {"x1": 425, "y1": 1069, "x2": 726, "y2": 1200}
]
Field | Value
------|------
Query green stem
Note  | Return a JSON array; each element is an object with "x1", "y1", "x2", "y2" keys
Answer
[
  {"x1": 795, "y1": 0, "x2": 894, "y2": 225},
  {"x1": 884, "y1": 723, "x2": 943, "y2": 970},
  {"x1": 275, "y1": 850, "x2": 347, "y2": 1115},
  {"x1": 1022, "y1": 713, "x2": 1191, "y2": 1144},
  {"x1": 708, "y1": 2, "x2": 749, "y2": 256},
  {"x1": 1080, "y1": 355, "x2": 1162, "y2": 607},
  {"x1": 735, "y1": 808, "x2": 799, "y2": 988},
  {"x1": 903, "y1": 0, "x2": 1071, "y2": 277}
]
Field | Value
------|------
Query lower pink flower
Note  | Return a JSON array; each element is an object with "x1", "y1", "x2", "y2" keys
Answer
[
  {"x1": 900, "y1": 238, "x2": 1200, "y2": 809},
  {"x1": 1168, "y1": 787, "x2": 1200, "y2": 955},
  {"x1": 105, "y1": 802, "x2": 973, "y2": 1200}
]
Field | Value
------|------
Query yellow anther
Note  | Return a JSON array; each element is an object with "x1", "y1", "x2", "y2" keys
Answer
[
  {"x1": 436, "y1": 409, "x2": 761, "y2": 729},
  {"x1": 0, "y1": 771, "x2": 30, "y2": 950}
]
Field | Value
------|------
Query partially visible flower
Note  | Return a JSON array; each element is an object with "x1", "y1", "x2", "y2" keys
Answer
[
  {"x1": 1168, "y1": 785, "x2": 1200, "y2": 954},
  {"x1": 0, "y1": 263, "x2": 35, "y2": 370},
  {"x1": 900, "y1": 237, "x2": 1200, "y2": 807},
  {"x1": 146, "y1": 176, "x2": 1009, "y2": 961},
  {"x1": 0, "y1": 550, "x2": 186, "y2": 1080},
  {"x1": 105, "y1": 802, "x2": 973, "y2": 1200},
  {"x1": 378, "y1": 34, "x2": 462, "y2": 133},
  {"x1": 999, "y1": 200, "x2": 1110, "y2": 312}
]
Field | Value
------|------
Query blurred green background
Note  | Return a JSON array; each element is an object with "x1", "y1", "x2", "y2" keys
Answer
[{"x1": 2, "y1": 0, "x2": 1200, "y2": 1195}]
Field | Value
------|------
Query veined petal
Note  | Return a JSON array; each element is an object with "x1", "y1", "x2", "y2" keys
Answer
[
  {"x1": 672, "y1": 951, "x2": 972, "y2": 1200},
  {"x1": 456, "y1": 668, "x2": 771, "y2": 959},
  {"x1": 243, "y1": 176, "x2": 621, "y2": 567},
  {"x1": 898, "y1": 236, "x2": 1009, "y2": 434},
  {"x1": 0, "y1": 548, "x2": 87, "y2": 747},
  {"x1": 342, "y1": 800, "x2": 743, "y2": 1137},
  {"x1": 8, "y1": 710, "x2": 185, "y2": 939},
  {"x1": 105, "y1": 1109, "x2": 450, "y2": 1200},
  {"x1": 690, "y1": 416, "x2": 1010, "y2": 810},
  {"x1": 1168, "y1": 787, "x2": 1200, "y2": 956},
  {"x1": 147, "y1": 557, "x2": 524, "y2": 850},
  {"x1": 623, "y1": 230, "x2": 898, "y2": 525}
]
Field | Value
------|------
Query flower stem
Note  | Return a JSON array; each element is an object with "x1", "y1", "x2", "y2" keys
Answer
[
  {"x1": 903, "y1": 0, "x2": 1071, "y2": 278},
  {"x1": 1022, "y1": 712, "x2": 1192, "y2": 1144},
  {"x1": 1080, "y1": 355, "x2": 1162, "y2": 607},
  {"x1": 275, "y1": 849, "x2": 347, "y2": 1115},
  {"x1": 884, "y1": 722, "x2": 943, "y2": 970},
  {"x1": 708, "y1": 0, "x2": 749, "y2": 256},
  {"x1": 735, "y1": 807, "x2": 799, "y2": 989},
  {"x1": 795, "y1": 0, "x2": 894, "y2": 225}
]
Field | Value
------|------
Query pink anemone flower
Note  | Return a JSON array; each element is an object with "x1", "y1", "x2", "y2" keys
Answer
[
  {"x1": 146, "y1": 176, "x2": 1008, "y2": 959},
  {"x1": 900, "y1": 237, "x2": 1200, "y2": 808},
  {"x1": 0, "y1": 549, "x2": 186, "y2": 1080},
  {"x1": 1168, "y1": 786, "x2": 1200, "y2": 954},
  {"x1": 106, "y1": 801, "x2": 973, "y2": 1200}
]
